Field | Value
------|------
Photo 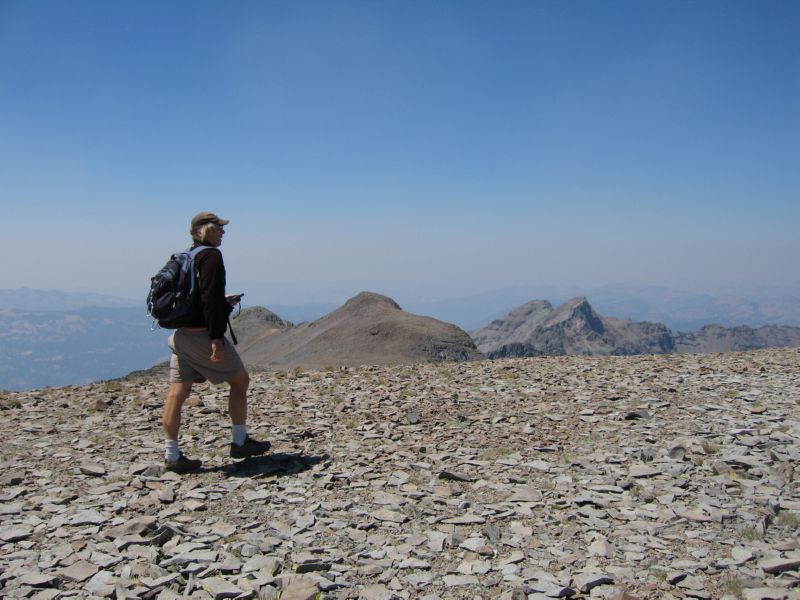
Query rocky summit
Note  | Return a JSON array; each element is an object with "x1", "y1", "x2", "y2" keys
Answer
[
  {"x1": 237, "y1": 291, "x2": 483, "y2": 369},
  {"x1": 471, "y1": 300, "x2": 555, "y2": 354},
  {"x1": 475, "y1": 297, "x2": 674, "y2": 358},
  {"x1": 2, "y1": 348, "x2": 800, "y2": 599},
  {"x1": 473, "y1": 297, "x2": 800, "y2": 359},
  {"x1": 231, "y1": 307, "x2": 294, "y2": 353}
]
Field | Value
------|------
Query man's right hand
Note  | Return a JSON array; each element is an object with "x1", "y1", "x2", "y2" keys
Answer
[{"x1": 211, "y1": 339, "x2": 224, "y2": 363}]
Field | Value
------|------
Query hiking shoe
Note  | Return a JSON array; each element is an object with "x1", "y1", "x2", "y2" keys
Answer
[
  {"x1": 230, "y1": 435, "x2": 271, "y2": 459},
  {"x1": 164, "y1": 453, "x2": 202, "y2": 474}
]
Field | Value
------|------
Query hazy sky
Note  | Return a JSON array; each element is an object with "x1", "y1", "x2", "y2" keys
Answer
[{"x1": 1, "y1": 1, "x2": 797, "y2": 306}]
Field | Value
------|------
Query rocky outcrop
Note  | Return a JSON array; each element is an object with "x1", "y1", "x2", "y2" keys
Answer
[
  {"x1": 475, "y1": 297, "x2": 674, "y2": 358},
  {"x1": 231, "y1": 306, "x2": 293, "y2": 352},
  {"x1": 239, "y1": 291, "x2": 483, "y2": 368},
  {"x1": 471, "y1": 300, "x2": 553, "y2": 355}
]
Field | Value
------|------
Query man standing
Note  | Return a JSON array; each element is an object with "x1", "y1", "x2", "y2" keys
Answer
[{"x1": 163, "y1": 212, "x2": 270, "y2": 473}]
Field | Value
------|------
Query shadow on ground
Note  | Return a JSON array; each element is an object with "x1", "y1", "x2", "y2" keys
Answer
[{"x1": 222, "y1": 452, "x2": 330, "y2": 478}]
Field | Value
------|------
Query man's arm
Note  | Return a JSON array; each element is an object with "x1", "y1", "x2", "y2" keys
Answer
[{"x1": 196, "y1": 248, "x2": 229, "y2": 340}]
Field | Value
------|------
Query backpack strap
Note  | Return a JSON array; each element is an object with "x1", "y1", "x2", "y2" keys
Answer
[
  {"x1": 183, "y1": 245, "x2": 209, "y2": 302},
  {"x1": 228, "y1": 315, "x2": 238, "y2": 345},
  {"x1": 188, "y1": 245, "x2": 211, "y2": 258}
]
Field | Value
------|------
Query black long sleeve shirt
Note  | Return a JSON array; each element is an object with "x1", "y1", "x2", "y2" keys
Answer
[{"x1": 182, "y1": 244, "x2": 231, "y2": 339}]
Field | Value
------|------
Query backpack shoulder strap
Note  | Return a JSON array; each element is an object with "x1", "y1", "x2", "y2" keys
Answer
[{"x1": 188, "y1": 245, "x2": 210, "y2": 258}]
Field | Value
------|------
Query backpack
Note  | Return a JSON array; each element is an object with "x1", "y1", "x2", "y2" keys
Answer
[{"x1": 146, "y1": 246, "x2": 208, "y2": 329}]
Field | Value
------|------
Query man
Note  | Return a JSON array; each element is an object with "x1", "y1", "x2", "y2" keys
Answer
[{"x1": 163, "y1": 211, "x2": 270, "y2": 473}]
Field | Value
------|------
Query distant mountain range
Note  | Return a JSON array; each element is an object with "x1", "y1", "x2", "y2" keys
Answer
[
  {"x1": 473, "y1": 296, "x2": 800, "y2": 358},
  {"x1": 3, "y1": 285, "x2": 800, "y2": 391},
  {"x1": 404, "y1": 283, "x2": 800, "y2": 331}
]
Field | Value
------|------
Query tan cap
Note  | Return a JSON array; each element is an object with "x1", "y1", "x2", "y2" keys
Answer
[{"x1": 190, "y1": 212, "x2": 229, "y2": 231}]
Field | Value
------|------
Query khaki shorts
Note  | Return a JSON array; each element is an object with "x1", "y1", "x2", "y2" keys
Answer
[{"x1": 168, "y1": 329, "x2": 245, "y2": 385}]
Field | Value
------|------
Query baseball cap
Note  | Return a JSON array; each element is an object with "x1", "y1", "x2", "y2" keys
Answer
[{"x1": 191, "y1": 212, "x2": 230, "y2": 230}]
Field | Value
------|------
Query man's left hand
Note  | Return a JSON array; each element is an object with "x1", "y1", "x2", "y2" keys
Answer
[{"x1": 211, "y1": 339, "x2": 224, "y2": 363}]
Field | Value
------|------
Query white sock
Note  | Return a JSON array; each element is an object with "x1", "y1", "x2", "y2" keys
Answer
[
  {"x1": 232, "y1": 424, "x2": 247, "y2": 446},
  {"x1": 164, "y1": 439, "x2": 180, "y2": 462}
]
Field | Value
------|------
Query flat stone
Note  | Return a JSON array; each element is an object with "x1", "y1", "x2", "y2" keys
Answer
[
  {"x1": 588, "y1": 537, "x2": 613, "y2": 558},
  {"x1": 507, "y1": 486, "x2": 543, "y2": 502},
  {"x1": 573, "y1": 573, "x2": 614, "y2": 593},
  {"x1": 427, "y1": 531, "x2": 448, "y2": 552},
  {"x1": 79, "y1": 462, "x2": 107, "y2": 476},
  {"x1": 59, "y1": 559, "x2": 99, "y2": 582},
  {"x1": 293, "y1": 552, "x2": 331, "y2": 573},
  {"x1": 138, "y1": 573, "x2": 179, "y2": 589},
  {"x1": 443, "y1": 574, "x2": 479, "y2": 586},
  {"x1": 243, "y1": 555, "x2": 281, "y2": 575},
  {"x1": 442, "y1": 513, "x2": 486, "y2": 525},
  {"x1": 280, "y1": 575, "x2": 320, "y2": 600},
  {"x1": 200, "y1": 577, "x2": 244, "y2": 599},
  {"x1": 30, "y1": 591, "x2": 61, "y2": 600},
  {"x1": 397, "y1": 558, "x2": 431, "y2": 570},
  {"x1": 372, "y1": 508, "x2": 407, "y2": 523},
  {"x1": 457, "y1": 559, "x2": 492, "y2": 575},
  {"x1": 0, "y1": 524, "x2": 33, "y2": 542},
  {"x1": 104, "y1": 516, "x2": 157, "y2": 538},
  {"x1": 460, "y1": 536, "x2": 489, "y2": 552},
  {"x1": 743, "y1": 587, "x2": 796, "y2": 600},
  {"x1": 438, "y1": 470, "x2": 475, "y2": 482},
  {"x1": 499, "y1": 551, "x2": 526, "y2": 565},
  {"x1": 242, "y1": 488, "x2": 271, "y2": 502},
  {"x1": 159, "y1": 550, "x2": 218, "y2": 567},
  {"x1": 523, "y1": 460, "x2": 553, "y2": 472},
  {"x1": 19, "y1": 571, "x2": 59, "y2": 588},
  {"x1": 157, "y1": 486, "x2": 174, "y2": 503},
  {"x1": 731, "y1": 547, "x2": 754, "y2": 564},
  {"x1": 0, "y1": 502, "x2": 24, "y2": 515},
  {"x1": 677, "y1": 575, "x2": 705, "y2": 591},
  {"x1": 83, "y1": 571, "x2": 117, "y2": 596},
  {"x1": 629, "y1": 464, "x2": 662, "y2": 478},
  {"x1": 406, "y1": 410, "x2": 421, "y2": 424},
  {"x1": 360, "y1": 584, "x2": 395, "y2": 600},
  {"x1": 666, "y1": 572, "x2": 687, "y2": 585},
  {"x1": 70, "y1": 509, "x2": 107, "y2": 525},
  {"x1": 760, "y1": 555, "x2": 800, "y2": 574}
]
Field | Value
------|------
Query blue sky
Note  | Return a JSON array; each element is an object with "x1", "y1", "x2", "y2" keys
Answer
[{"x1": 1, "y1": 1, "x2": 797, "y2": 306}]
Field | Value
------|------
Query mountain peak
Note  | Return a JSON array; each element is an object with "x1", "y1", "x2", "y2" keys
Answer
[
  {"x1": 337, "y1": 292, "x2": 403, "y2": 315},
  {"x1": 233, "y1": 306, "x2": 292, "y2": 329},
  {"x1": 508, "y1": 299, "x2": 553, "y2": 318},
  {"x1": 237, "y1": 291, "x2": 480, "y2": 368},
  {"x1": 544, "y1": 296, "x2": 604, "y2": 332}
]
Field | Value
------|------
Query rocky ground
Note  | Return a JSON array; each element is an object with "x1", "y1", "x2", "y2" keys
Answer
[{"x1": 1, "y1": 349, "x2": 799, "y2": 600}]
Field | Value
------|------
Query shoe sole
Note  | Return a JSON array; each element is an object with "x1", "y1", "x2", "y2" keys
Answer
[
  {"x1": 230, "y1": 442, "x2": 271, "y2": 459},
  {"x1": 164, "y1": 461, "x2": 202, "y2": 474},
  {"x1": 165, "y1": 467, "x2": 201, "y2": 474}
]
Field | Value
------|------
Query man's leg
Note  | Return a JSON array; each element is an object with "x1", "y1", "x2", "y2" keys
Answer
[
  {"x1": 227, "y1": 369, "x2": 249, "y2": 427},
  {"x1": 164, "y1": 382, "x2": 193, "y2": 441},
  {"x1": 227, "y1": 369, "x2": 270, "y2": 458},
  {"x1": 163, "y1": 382, "x2": 202, "y2": 472}
]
